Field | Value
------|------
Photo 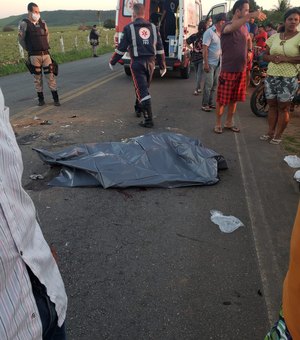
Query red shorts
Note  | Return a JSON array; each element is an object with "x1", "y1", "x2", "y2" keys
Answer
[{"x1": 217, "y1": 71, "x2": 247, "y2": 106}]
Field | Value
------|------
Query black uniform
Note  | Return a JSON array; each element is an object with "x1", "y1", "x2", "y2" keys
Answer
[{"x1": 110, "y1": 18, "x2": 166, "y2": 127}]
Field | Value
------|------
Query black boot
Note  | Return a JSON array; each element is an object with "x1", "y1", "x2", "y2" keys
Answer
[
  {"x1": 37, "y1": 92, "x2": 45, "y2": 106},
  {"x1": 134, "y1": 99, "x2": 142, "y2": 117},
  {"x1": 139, "y1": 99, "x2": 154, "y2": 128},
  {"x1": 51, "y1": 90, "x2": 61, "y2": 106}
]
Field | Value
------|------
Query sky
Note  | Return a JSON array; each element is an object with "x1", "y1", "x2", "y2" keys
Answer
[{"x1": 0, "y1": 0, "x2": 298, "y2": 19}]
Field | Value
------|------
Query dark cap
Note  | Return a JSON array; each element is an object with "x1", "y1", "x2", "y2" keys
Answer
[{"x1": 215, "y1": 13, "x2": 227, "y2": 23}]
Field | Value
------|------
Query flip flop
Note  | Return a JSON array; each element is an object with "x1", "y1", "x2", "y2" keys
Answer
[
  {"x1": 259, "y1": 134, "x2": 272, "y2": 141},
  {"x1": 214, "y1": 126, "x2": 222, "y2": 134},
  {"x1": 269, "y1": 138, "x2": 282, "y2": 145},
  {"x1": 224, "y1": 125, "x2": 240, "y2": 133}
]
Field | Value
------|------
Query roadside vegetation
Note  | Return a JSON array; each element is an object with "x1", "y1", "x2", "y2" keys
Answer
[{"x1": 0, "y1": 25, "x2": 115, "y2": 77}]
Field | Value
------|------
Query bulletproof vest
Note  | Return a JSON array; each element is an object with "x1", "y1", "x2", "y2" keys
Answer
[
  {"x1": 23, "y1": 19, "x2": 50, "y2": 52},
  {"x1": 128, "y1": 19, "x2": 157, "y2": 57},
  {"x1": 89, "y1": 29, "x2": 98, "y2": 40}
]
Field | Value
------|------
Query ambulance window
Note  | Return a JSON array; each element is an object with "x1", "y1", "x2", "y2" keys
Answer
[{"x1": 123, "y1": 0, "x2": 145, "y2": 17}]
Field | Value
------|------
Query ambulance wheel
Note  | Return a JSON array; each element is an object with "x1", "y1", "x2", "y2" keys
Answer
[
  {"x1": 124, "y1": 66, "x2": 131, "y2": 76},
  {"x1": 180, "y1": 63, "x2": 190, "y2": 79}
]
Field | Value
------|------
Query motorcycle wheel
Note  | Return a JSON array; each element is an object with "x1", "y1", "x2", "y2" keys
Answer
[
  {"x1": 250, "y1": 67, "x2": 262, "y2": 87},
  {"x1": 250, "y1": 83, "x2": 269, "y2": 117}
]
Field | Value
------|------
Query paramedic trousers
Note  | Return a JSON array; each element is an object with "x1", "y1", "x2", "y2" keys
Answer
[{"x1": 130, "y1": 56, "x2": 155, "y2": 103}]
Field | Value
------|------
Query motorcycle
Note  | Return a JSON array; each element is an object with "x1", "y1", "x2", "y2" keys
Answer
[
  {"x1": 251, "y1": 80, "x2": 300, "y2": 117},
  {"x1": 250, "y1": 46, "x2": 268, "y2": 87}
]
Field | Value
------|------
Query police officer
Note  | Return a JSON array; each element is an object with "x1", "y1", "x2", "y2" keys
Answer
[
  {"x1": 18, "y1": 2, "x2": 60, "y2": 106},
  {"x1": 109, "y1": 3, "x2": 166, "y2": 128},
  {"x1": 89, "y1": 24, "x2": 100, "y2": 57}
]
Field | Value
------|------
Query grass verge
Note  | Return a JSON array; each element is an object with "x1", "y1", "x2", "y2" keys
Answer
[{"x1": 0, "y1": 46, "x2": 114, "y2": 77}]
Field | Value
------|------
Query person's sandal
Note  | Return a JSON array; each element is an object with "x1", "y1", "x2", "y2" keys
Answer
[
  {"x1": 259, "y1": 134, "x2": 272, "y2": 141},
  {"x1": 269, "y1": 138, "x2": 282, "y2": 145},
  {"x1": 214, "y1": 126, "x2": 222, "y2": 134},
  {"x1": 224, "y1": 125, "x2": 240, "y2": 133},
  {"x1": 194, "y1": 90, "x2": 199, "y2": 96}
]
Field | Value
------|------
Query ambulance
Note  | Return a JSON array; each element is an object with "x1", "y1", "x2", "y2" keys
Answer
[{"x1": 114, "y1": 0, "x2": 227, "y2": 78}]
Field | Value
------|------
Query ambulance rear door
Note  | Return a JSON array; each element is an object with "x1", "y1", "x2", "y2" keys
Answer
[{"x1": 205, "y1": 3, "x2": 227, "y2": 21}]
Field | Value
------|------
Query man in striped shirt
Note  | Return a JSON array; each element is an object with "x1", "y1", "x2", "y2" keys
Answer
[{"x1": 0, "y1": 88, "x2": 67, "y2": 339}]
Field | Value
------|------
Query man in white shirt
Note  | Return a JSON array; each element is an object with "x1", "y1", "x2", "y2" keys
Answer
[{"x1": 0, "y1": 87, "x2": 67, "y2": 339}]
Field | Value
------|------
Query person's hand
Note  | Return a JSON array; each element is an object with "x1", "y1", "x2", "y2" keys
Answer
[
  {"x1": 160, "y1": 68, "x2": 167, "y2": 77},
  {"x1": 251, "y1": 10, "x2": 266, "y2": 22},
  {"x1": 273, "y1": 54, "x2": 286, "y2": 64},
  {"x1": 203, "y1": 63, "x2": 210, "y2": 73},
  {"x1": 109, "y1": 63, "x2": 114, "y2": 71}
]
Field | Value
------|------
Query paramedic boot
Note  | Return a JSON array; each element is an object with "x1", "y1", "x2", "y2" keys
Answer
[
  {"x1": 139, "y1": 99, "x2": 154, "y2": 128},
  {"x1": 134, "y1": 99, "x2": 142, "y2": 117},
  {"x1": 37, "y1": 92, "x2": 45, "y2": 106},
  {"x1": 51, "y1": 90, "x2": 61, "y2": 106}
]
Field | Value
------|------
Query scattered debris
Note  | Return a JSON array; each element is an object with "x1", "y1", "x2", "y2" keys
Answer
[
  {"x1": 257, "y1": 289, "x2": 263, "y2": 297},
  {"x1": 40, "y1": 120, "x2": 52, "y2": 125},
  {"x1": 284, "y1": 155, "x2": 300, "y2": 168},
  {"x1": 29, "y1": 174, "x2": 44, "y2": 180},
  {"x1": 69, "y1": 115, "x2": 77, "y2": 118},
  {"x1": 17, "y1": 133, "x2": 41, "y2": 145},
  {"x1": 210, "y1": 210, "x2": 244, "y2": 233},
  {"x1": 60, "y1": 125, "x2": 70, "y2": 128}
]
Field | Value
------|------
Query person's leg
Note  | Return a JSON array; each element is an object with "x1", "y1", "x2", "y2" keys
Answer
[
  {"x1": 202, "y1": 65, "x2": 214, "y2": 111},
  {"x1": 225, "y1": 101, "x2": 237, "y2": 127},
  {"x1": 31, "y1": 56, "x2": 44, "y2": 105},
  {"x1": 43, "y1": 55, "x2": 60, "y2": 106},
  {"x1": 208, "y1": 65, "x2": 220, "y2": 107},
  {"x1": 263, "y1": 99, "x2": 279, "y2": 138},
  {"x1": 273, "y1": 101, "x2": 290, "y2": 140},
  {"x1": 194, "y1": 61, "x2": 201, "y2": 93},
  {"x1": 215, "y1": 102, "x2": 225, "y2": 130}
]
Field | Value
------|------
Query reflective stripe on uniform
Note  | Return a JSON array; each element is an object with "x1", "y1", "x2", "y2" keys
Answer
[
  {"x1": 141, "y1": 95, "x2": 151, "y2": 102},
  {"x1": 130, "y1": 24, "x2": 138, "y2": 57},
  {"x1": 151, "y1": 23, "x2": 157, "y2": 55},
  {"x1": 115, "y1": 49, "x2": 125, "y2": 55},
  {"x1": 156, "y1": 50, "x2": 164, "y2": 55}
]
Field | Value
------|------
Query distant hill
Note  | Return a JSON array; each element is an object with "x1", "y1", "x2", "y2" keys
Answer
[{"x1": 0, "y1": 10, "x2": 116, "y2": 28}]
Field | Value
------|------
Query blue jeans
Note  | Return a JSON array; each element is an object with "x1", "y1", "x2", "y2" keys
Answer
[
  {"x1": 28, "y1": 267, "x2": 66, "y2": 340},
  {"x1": 193, "y1": 60, "x2": 204, "y2": 91},
  {"x1": 202, "y1": 64, "x2": 220, "y2": 106}
]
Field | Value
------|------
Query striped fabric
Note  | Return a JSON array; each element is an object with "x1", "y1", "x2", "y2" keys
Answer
[
  {"x1": 0, "y1": 92, "x2": 67, "y2": 339},
  {"x1": 265, "y1": 308, "x2": 292, "y2": 340}
]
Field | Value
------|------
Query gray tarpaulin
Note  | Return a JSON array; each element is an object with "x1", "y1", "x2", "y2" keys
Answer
[{"x1": 33, "y1": 132, "x2": 228, "y2": 188}]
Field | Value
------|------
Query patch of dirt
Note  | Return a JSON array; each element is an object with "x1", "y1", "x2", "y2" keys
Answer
[{"x1": 284, "y1": 107, "x2": 300, "y2": 156}]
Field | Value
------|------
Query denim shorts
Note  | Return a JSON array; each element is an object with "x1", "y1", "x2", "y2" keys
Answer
[{"x1": 265, "y1": 76, "x2": 298, "y2": 102}]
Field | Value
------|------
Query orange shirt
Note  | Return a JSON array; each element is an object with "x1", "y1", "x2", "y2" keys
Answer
[{"x1": 283, "y1": 202, "x2": 300, "y2": 338}]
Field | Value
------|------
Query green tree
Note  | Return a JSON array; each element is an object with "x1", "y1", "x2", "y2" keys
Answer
[
  {"x1": 274, "y1": 0, "x2": 291, "y2": 12},
  {"x1": 103, "y1": 19, "x2": 115, "y2": 29},
  {"x1": 249, "y1": 0, "x2": 260, "y2": 11}
]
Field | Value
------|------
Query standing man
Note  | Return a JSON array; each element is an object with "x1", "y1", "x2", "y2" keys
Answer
[
  {"x1": 109, "y1": 3, "x2": 166, "y2": 128},
  {"x1": 89, "y1": 24, "x2": 100, "y2": 57},
  {"x1": 201, "y1": 13, "x2": 226, "y2": 112},
  {"x1": 160, "y1": 0, "x2": 179, "y2": 55},
  {"x1": 214, "y1": 0, "x2": 266, "y2": 133},
  {"x1": 0, "y1": 89, "x2": 67, "y2": 339},
  {"x1": 18, "y1": 2, "x2": 60, "y2": 106}
]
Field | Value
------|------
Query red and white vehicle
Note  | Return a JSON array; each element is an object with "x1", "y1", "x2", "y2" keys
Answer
[{"x1": 114, "y1": 0, "x2": 227, "y2": 78}]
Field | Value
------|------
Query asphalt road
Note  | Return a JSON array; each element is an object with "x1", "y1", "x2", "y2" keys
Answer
[{"x1": 0, "y1": 54, "x2": 299, "y2": 340}]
